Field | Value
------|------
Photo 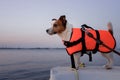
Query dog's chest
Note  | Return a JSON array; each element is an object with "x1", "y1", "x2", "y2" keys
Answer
[{"x1": 58, "y1": 26, "x2": 72, "y2": 41}]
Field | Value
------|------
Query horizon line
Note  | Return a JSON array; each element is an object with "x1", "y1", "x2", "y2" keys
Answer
[{"x1": 0, "y1": 47, "x2": 65, "y2": 50}]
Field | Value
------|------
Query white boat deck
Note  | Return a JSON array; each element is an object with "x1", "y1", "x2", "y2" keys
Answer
[{"x1": 50, "y1": 66, "x2": 120, "y2": 80}]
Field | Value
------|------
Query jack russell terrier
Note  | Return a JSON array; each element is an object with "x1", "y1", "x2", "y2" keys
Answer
[{"x1": 46, "y1": 15, "x2": 115, "y2": 70}]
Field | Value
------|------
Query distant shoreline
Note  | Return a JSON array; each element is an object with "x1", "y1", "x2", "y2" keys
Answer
[
  {"x1": 0, "y1": 47, "x2": 65, "y2": 50},
  {"x1": 0, "y1": 47, "x2": 119, "y2": 51}
]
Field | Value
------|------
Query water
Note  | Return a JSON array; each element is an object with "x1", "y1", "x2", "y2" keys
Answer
[
  {"x1": 0, "y1": 49, "x2": 70, "y2": 80},
  {"x1": 0, "y1": 49, "x2": 120, "y2": 80}
]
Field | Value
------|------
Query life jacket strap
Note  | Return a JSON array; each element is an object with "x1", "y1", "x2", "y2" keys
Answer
[
  {"x1": 81, "y1": 29, "x2": 86, "y2": 56},
  {"x1": 64, "y1": 38, "x2": 82, "y2": 48},
  {"x1": 92, "y1": 30, "x2": 100, "y2": 54},
  {"x1": 70, "y1": 54, "x2": 76, "y2": 69},
  {"x1": 87, "y1": 51, "x2": 92, "y2": 62},
  {"x1": 64, "y1": 29, "x2": 83, "y2": 48}
]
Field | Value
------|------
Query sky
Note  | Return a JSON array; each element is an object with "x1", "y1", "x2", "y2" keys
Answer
[{"x1": 0, "y1": 0, "x2": 120, "y2": 48}]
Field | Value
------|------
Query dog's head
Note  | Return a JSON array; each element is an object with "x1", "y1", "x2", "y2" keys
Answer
[{"x1": 46, "y1": 15, "x2": 67, "y2": 35}]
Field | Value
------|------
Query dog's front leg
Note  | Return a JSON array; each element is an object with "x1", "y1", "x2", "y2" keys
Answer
[{"x1": 73, "y1": 52, "x2": 81, "y2": 69}]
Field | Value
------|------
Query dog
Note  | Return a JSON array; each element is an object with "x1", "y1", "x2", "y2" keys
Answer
[{"x1": 46, "y1": 15, "x2": 114, "y2": 69}]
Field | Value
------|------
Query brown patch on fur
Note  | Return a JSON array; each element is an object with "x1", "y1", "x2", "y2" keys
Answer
[
  {"x1": 52, "y1": 15, "x2": 67, "y2": 33},
  {"x1": 107, "y1": 22, "x2": 113, "y2": 35}
]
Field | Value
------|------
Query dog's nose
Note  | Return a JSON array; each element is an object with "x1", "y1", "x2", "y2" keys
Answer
[{"x1": 46, "y1": 29, "x2": 49, "y2": 33}]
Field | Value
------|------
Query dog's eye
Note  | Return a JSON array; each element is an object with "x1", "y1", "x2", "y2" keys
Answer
[{"x1": 53, "y1": 24, "x2": 58, "y2": 27}]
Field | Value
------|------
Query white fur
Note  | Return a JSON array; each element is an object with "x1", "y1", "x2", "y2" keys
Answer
[{"x1": 58, "y1": 22, "x2": 73, "y2": 41}]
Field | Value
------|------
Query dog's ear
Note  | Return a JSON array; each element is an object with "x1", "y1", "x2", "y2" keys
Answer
[
  {"x1": 52, "y1": 18, "x2": 57, "y2": 21},
  {"x1": 59, "y1": 15, "x2": 67, "y2": 27},
  {"x1": 59, "y1": 15, "x2": 66, "y2": 21}
]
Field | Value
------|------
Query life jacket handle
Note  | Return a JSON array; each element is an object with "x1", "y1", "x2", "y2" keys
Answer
[{"x1": 81, "y1": 24, "x2": 94, "y2": 31}]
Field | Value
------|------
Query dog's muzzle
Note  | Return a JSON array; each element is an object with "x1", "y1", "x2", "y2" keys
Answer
[
  {"x1": 46, "y1": 28, "x2": 57, "y2": 35},
  {"x1": 46, "y1": 29, "x2": 49, "y2": 33}
]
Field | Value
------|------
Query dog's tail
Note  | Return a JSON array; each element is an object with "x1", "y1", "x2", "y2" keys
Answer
[{"x1": 107, "y1": 22, "x2": 113, "y2": 35}]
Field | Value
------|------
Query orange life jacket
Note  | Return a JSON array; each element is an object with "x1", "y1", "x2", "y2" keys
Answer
[{"x1": 64, "y1": 28, "x2": 116, "y2": 55}]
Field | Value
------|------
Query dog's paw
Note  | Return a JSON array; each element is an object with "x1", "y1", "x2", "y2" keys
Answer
[
  {"x1": 79, "y1": 63, "x2": 85, "y2": 68},
  {"x1": 103, "y1": 65, "x2": 112, "y2": 70},
  {"x1": 71, "y1": 68, "x2": 78, "y2": 71}
]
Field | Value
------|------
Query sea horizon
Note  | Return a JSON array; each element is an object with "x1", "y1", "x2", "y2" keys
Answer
[
  {"x1": 0, "y1": 47, "x2": 65, "y2": 50},
  {"x1": 0, "y1": 47, "x2": 119, "y2": 51}
]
